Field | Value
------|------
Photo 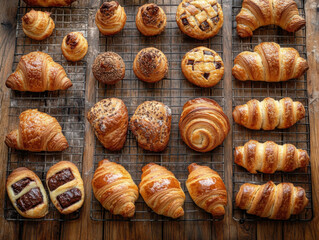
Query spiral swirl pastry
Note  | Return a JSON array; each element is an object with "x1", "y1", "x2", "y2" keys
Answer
[
  {"x1": 136, "y1": 3, "x2": 167, "y2": 36},
  {"x1": 22, "y1": 10, "x2": 55, "y2": 41},
  {"x1": 179, "y1": 98, "x2": 230, "y2": 152},
  {"x1": 61, "y1": 32, "x2": 88, "y2": 62},
  {"x1": 95, "y1": 1, "x2": 127, "y2": 35}
]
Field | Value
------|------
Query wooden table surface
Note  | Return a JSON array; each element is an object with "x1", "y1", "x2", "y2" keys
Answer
[{"x1": 0, "y1": 0, "x2": 318, "y2": 239}]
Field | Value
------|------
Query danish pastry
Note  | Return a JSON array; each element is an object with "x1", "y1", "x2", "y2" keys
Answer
[
  {"x1": 22, "y1": 10, "x2": 55, "y2": 41},
  {"x1": 176, "y1": 0, "x2": 223, "y2": 40},
  {"x1": 61, "y1": 32, "x2": 88, "y2": 62},
  {"x1": 6, "y1": 167, "x2": 49, "y2": 218},
  {"x1": 133, "y1": 47, "x2": 168, "y2": 83},
  {"x1": 136, "y1": 3, "x2": 167, "y2": 36},
  {"x1": 181, "y1": 46, "x2": 224, "y2": 88},
  {"x1": 95, "y1": 1, "x2": 127, "y2": 35}
]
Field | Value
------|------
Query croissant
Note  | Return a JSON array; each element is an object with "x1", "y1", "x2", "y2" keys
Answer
[
  {"x1": 22, "y1": 10, "x2": 55, "y2": 41},
  {"x1": 235, "y1": 140, "x2": 309, "y2": 174},
  {"x1": 5, "y1": 109, "x2": 69, "y2": 152},
  {"x1": 179, "y1": 98, "x2": 230, "y2": 152},
  {"x1": 236, "y1": 181, "x2": 308, "y2": 219},
  {"x1": 186, "y1": 163, "x2": 227, "y2": 216},
  {"x1": 6, "y1": 51, "x2": 72, "y2": 92},
  {"x1": 139, "y1": 163, "x2": 185, "y2": 218},
  {"x1": 232, "y1": 97, "x2": 305, "y2": 130},
  {"x1": 23, "y1": 0, "x2": 76, "y2": 7},
  {"x1": 232, "y1": 42, "x2": 308, "y2": 82},
  {"x1": 92, "y1": 159, "x2": 139, "y2": 217},
  {"x1": 236, "y1": 0, "x2": 306, "y2": 38}
]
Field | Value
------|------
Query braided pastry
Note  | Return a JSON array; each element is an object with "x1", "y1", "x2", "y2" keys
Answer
[
  {"x1": 232, "y1": 97, "x2": 305, "y2": 130},
  {"x1": 179, "y1": 98, "x2": 230, "y2": 152},
  {"x1": 61, "y1": 32, "x2": 88, "y2": 62}
]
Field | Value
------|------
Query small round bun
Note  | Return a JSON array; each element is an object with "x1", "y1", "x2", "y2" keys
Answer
[
  {"x1": 136, "y1": 3, "x2": 167, "y2": 36},
  {"x1": 95, "y1": 1, "x2": 126, "y2": 35},
  {"x1": 92, "y1": 52, "x2": 125, "y2": 85},
  {"x1": 133, "y1": 47, "x2": 168, "y2": 83},
  {"x1": 181, "y1": 46, "x2": 224, "y2": 88},
  {"x1": 61, "y1": 32, "x2": 88, "y2": 62}
]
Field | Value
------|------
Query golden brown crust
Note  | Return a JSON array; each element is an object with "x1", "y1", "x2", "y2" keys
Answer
[
  {"x1": 6, "y1": 51, "x2": 72, "y2": 92},
  {"x1": 232, "y1": 42, "x2": 308, "y2": 82},
  {"x1": 22, "y1": 10, "x2": 55, "y2": 41},
  {"x1": 176, "y1": 0, "x2": 223, "y2": 40},
  {"x1": 95, "y1": 1, "x2": 126, "y2": 35},
  {"x1": 236, "y1": 0, "x2": 306, "y2": 38},
  {"x1": 139, "y1": 163, "x2": 185, "y2": 218},
  {"x1": 179, "y1": 98, "x2": 230, "y2": 152},
  {"x1": 5, "y1": 109, "x2": 69, "y2": 152},
  {"x1": 6, "y1": 167, "x2": 49, "y2": 218},
  {"x1": 133, "y1": 47, "x2": 168, "y2": 83},
  {"x1": 186, "y1": 163, "x2": 227, "y2": 216},
  {"x1": 235, "y1": 181, "x2": 309, "y2": 219},
  {"x1": 129, "y1": 101, "x2": 171, "y2": 152},
  {"x1": 87, "y1": 98, "x2": 128, "y2": 151},
  {"x1": 234, "y1": 140, "x2": 309, "y2": 173},
  {"x1": 232, "y1": 97, "x2": 305, "y2": 130},
  {"x1": 61, "y1": 32, "x2": 88, "y2": 62},
  {"x1": 23, "y1": 0, "x2": 76, "y2": 6},
  {"x1": 181, "y1": 46, "x2": 224, "y2": 88},
  {"x1": 92, "y1": 159, "x2": 138, "y2": 218},
  {"x1": 136, "y1": 4, "x2": 167, "y2": 36}
]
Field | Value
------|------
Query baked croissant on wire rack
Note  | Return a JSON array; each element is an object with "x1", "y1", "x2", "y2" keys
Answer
[
  {"x1": 232, "y1": 97, "x2": 305, "y2": 130},
  {"x1": 234, "y1": 140, "x2": 309, "y2": 173},
  {"x1": 236, "y1": 0, "x2": 306, "y2": 38},
  {"x1": 23, "y1": 0, "x2": 77, "y2": 7},
  {"x1": 232, "y1": 42, "x2": 308, "y2": 82},
  {"x1": 6, "y1": 51, "x2": 72, "y2": 92},
  {"x1": 236, "y1": 181, "x2": 309, "y2": 219}
]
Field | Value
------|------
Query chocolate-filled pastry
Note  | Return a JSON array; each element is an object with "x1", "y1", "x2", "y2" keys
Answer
[
  {"x1": 179, "y1": 98, "x2": 230, "y2": 152},
  {"x1": 23, "y1": 0, "x2": 77, "y2": 7},
  {"x1": 136, "y1": 3, "x2": 167, "y2": 36},
  {"x1": 176, "y1": 0, "x2": 224, "y2": 40},
  {"x1": 92, "y1": 52, "x2": 125, "y2": 85},
  {"x1": 5, "y1": 109, "x2": 69, "y2": 152},
  {"x1": 95, "y1": 1, "x2": 127, "y2": 35},
  {"x1": 133, "y1": 47, "x2": 168, "y2": 83},
  {"x1": 22, "y1": 10, "x2": 55, "y2": 41},
  {"x1": 46, "y1": 161, "x2": 84, "y2": 214},
  {"x1": 181, "y1": 46, "x2": 224, "y2": 88},
  {"x1": 61, "y1": 32, "x2": 88, "y2": 62},
  {"x1": 6, "y1": 167, "x2": 48, "y2": 218},
  {"x1": 87, "y1": 98, "x2": 128, "y2": 151},
  {"x1": 92, "y1": 159, "x2": 139, "y2": 217},
  {"x1": 130, "y1": 101, "x2": 171, "y2": 152}
]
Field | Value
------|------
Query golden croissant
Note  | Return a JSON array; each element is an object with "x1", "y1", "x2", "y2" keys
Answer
[
  {"x1": 236, "y1": 0, "x2": 306, "y2": 38},
  {"x1": 186, "y1": 163, "x2": 227, "y2": 216},
  {"x1": 232, "y1": 97, "x2": 305, "y2": 130},
  {"x1": 22, "y1": 10, "x2": 55, "y2": 41},
  {"x1": 235, "y1": 140, "x2": 309, "y2": 173},
  {"x1": 23, "y1": 0, "x2": 76, "y2": 7},
  {"x1": 236, "y1": 181, "x2": 308, "y2": 219},
  {"x1": 232, "y1": 42, "x2": 308, "y2": 82},
  {"x1": 6, "y1": 51, "x2": 72, "y2": 92},
  {"x1": 179, "y1": 98, "x2": 230, "y2": 152},
  {"x1": 139, "y1": 163, "x2": 185, "y2": 218},
  {"x1": 92, "y1": 160, "x2": 139, "y2": 217},
  {"x1": 5, "y1": 109, "x2": 69, "y2": 152}
]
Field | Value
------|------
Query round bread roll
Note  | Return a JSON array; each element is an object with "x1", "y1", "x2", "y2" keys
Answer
[
  {"x1": 61, "y1": 32, "x2": 88, "y2": 62},
  {"x1": 92, "y1": 52, "x2": 125, "y2": 85}
]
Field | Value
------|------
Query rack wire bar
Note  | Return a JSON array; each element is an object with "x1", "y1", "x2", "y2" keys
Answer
[
  {"x1": 4, "y1": 0, "x2": 88, "y2": 221},
  {"x1": 90, "y1": 0, "x2": 225, "y2": 221},
  {"x1": 231, "y1": 0, "x2": 313, "y2": 222}
]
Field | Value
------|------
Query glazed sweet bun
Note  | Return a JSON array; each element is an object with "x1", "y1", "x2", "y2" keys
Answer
[{"x1": 61, "y1": 32, "x2": 88, "y2": 62}]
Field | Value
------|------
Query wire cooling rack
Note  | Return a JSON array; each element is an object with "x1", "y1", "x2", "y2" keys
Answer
[
  {"x1": 232, "y1": 0, "x2": 313, "y2": 222},
  {"x1": 90, "y1": 0, "x2": 226, "y2": 221},
  {"x1": 4, "y1": 1, "x2": 88, "y2": 221}
]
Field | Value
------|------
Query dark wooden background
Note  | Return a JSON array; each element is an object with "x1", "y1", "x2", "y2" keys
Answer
[{"x1": 0, "y1": 0, "x2": 318, "y2": 239}]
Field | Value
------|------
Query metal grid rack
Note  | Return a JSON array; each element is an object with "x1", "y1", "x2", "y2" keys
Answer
[
  {"x1": 231, "y1": 0, "x2": 313, "y2": 222},
  {"x1": 4, "y1": 1, "x2": 88, "y2": 221},
  {"x1": 90, "y1": 0, "x2": 226, "y2": 221}
]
